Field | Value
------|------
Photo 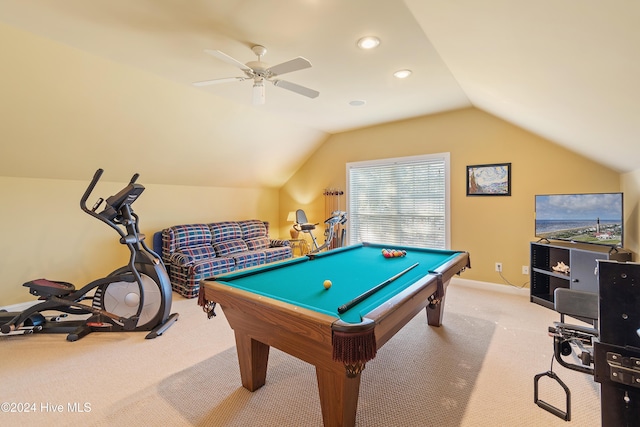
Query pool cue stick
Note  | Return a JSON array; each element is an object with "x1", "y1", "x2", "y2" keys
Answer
[{"x1": 337, "y1": 262, "x2": 420, "y2": 314}]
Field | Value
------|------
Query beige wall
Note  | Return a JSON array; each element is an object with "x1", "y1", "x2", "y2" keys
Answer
[
  {"x1": 1, "y1": 109, "x2": 635, "y2": 307},
  {"x1": 622, "y1": 169, "x2": 640, "y2": 253},
  {"x1": 2, "y1": 22, "x2": 637, "y2": 305},
  {"x1": 0, "y1": 176, "x2": 278, "y2": 305},
  {"x1": 280, "y1": 108, "x2": 633, "y2": 285}
]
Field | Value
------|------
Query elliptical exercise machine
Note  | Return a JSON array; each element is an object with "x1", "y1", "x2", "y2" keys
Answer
[{"x1": 0, "y1": 169, "x2": 178, "y2": 341}]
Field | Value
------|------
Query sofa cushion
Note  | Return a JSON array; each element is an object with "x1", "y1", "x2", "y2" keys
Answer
[
  {"x1": 245, "y1": 236, "x2": 270, "y2": 251},
  {"x1": 210, "y1": 222, "x2": 243, "y2": 244},
  {"x1": 264, "y1": 246, "x2": 293, "y2": 264},
  {"x1": 233, "y1": 251, "x2": 266, "y2": 270},
  {"x1": 213, "y1": 239, "x2": 249, "y2": 257},
  {"x1": 163, "y1": 224, "x2": 212, "y2": 254},
  {"x1": 169, "y1": 245, "x2": 216, "y2": 266},
  {"x1": 239, "y1": 219, "x2": 268, "y2": 240}
]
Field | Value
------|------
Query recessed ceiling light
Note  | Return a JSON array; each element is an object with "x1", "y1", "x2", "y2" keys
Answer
[
  {"x1": 349, "y1": 100, "x2": 366, "y2": 106},
  {"x1": 393, "y1": 69, "x2": 412, "y2": 79},
  {"x1": 357, "y1": 36, "x2": 380, "y2": 50}
]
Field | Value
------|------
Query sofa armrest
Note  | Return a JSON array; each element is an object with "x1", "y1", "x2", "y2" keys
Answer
[
  {"x1": 270, "y1": 239, "x2": 291, "y2": 247},
  {"x1": 167, "y1": 245, "x2": 217, "y2": 267},
  {"x1": 168, "y1": 253, "x2": 194, "y2": 267}
]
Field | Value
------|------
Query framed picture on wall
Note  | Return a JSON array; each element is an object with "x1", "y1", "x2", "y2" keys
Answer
[{"x1": 467, "y1": 163, "x2": 511, "y2": 196}]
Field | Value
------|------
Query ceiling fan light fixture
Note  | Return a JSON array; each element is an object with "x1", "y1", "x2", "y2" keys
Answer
[
  {"x1": 393, "y1": 69, "x2": 412, "y2": 79},
  {"x1": 357, "y1": 36, "x2": 380, "y2": 50},
  {"x1": 253, "y1": 81, "x2": 265, "y2": 105}
]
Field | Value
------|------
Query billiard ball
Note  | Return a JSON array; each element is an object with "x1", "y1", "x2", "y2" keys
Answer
[
  {"x1": 382, "y1": 248, "x2": 407, "y2": 258},
  {"x1": 323, "y1": 279, "x2": 332, "y2": 289}
]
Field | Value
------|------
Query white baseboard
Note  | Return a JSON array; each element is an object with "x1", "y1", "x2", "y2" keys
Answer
[
  {"x1": 451, "y1": 277, "x2": 530, "y2": 296},
  {"x1": 0, "y1": 301, "x2": 37, "y2": 312}
]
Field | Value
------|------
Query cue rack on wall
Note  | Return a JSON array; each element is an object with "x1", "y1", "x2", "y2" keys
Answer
[{"x1": 324, "y1": 188, "x2": 345, "y2": 249}]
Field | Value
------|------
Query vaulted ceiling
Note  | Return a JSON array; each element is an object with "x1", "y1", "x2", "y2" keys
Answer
[{"x1": 1, "y1": 0, "x2": 638, "y2": 187}]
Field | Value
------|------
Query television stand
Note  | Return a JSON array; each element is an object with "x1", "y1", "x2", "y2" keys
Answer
[{"x1": 530, "y1": 240, "x2": 632, "y2": 310}]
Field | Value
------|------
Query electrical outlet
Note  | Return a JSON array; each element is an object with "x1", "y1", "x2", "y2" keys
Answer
[
  {"x1": 495, "y1": 262, "x2": 502, "y2": 272},
  {"x1": 522, "y1": 266, "x2": 529, "y2": 275}
]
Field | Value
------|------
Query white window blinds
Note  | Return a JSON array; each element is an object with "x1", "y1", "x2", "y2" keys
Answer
[{"x1": 347, "y1": 153, "x2": 450, "y2": 249}]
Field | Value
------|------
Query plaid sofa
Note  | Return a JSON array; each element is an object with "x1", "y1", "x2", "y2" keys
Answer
[{"x1": 157, "y1": 220, "x2": 291, "y2": 298}]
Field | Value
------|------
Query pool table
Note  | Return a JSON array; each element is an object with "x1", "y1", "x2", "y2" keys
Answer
[{"x1": 200, "y1": 242, "x2": 470, "y2": 427}]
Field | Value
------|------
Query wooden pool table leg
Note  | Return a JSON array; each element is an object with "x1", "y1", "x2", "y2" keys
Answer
[
  {"x1": 315, "y1": 365, "x2": 361, "y2": 427},
  {"x1": 426, "y1": 294, "x2": 445, "y2": 326},
  {"x1": 426, "y1": 278, "x2": 449, "y2": 326},
  {"x1": 234, "y1": 332, "x2": 270, "y2": 391}
]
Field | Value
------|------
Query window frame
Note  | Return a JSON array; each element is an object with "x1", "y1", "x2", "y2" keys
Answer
[{"x1": 346, "y1": 152, "x2": 451, "y2": 249}]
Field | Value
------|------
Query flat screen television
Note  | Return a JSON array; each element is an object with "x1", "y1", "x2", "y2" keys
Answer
[{"x1": 535, "y1": 192, "x2": 623, "y2": 247}]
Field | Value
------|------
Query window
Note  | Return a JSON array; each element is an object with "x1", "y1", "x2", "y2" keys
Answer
[{"x1": 347, "y1": 153, "x2": 450, "y2": 249}]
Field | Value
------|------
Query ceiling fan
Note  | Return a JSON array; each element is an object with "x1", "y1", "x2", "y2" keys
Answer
[{"x1": 193, "y1": 45, "x2": 319, "y2": 105}]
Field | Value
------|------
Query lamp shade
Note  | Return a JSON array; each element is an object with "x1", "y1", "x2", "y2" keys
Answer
[{"x1": 287, "y1": 211, "x2": 296, "y2": 222}]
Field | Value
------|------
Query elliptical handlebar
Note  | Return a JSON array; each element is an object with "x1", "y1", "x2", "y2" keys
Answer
[
  {"x1": 80, "y1": 169, "x2": 145, "y2": 227},
  {"x1": 325, "y1": 210, "x2": 347, "y2": 225},
  {"x1": 80, "y1": 168, "x2": 104, "y2": 214}
]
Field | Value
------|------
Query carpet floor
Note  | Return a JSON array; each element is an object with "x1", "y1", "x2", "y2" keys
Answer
[{"x1": 0, "y1": 279, "x2": 600, "y2": 426}]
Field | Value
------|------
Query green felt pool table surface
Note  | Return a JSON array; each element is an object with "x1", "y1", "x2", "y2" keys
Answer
[{"x1": 211, "y1": 242, "x2": 466, "y2": 323}]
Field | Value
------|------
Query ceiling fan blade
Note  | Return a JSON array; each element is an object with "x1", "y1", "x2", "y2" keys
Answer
[
  {"x1": 204, "y1": 49, "x2": 252, "y2": 73},
  {"x1": 267, "y1": 57, "x2": 312, "y2": 77},
  {"x1": 272, "y1": 79, "x2": 319, "y2": 99},
  {"x1": 193, "y1": 76, "x2": 246, "y2": 86}
]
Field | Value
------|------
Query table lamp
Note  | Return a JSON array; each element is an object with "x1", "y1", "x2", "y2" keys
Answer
[{"x1": 287, "y1": 211, "x2": 299, "y2": 238}]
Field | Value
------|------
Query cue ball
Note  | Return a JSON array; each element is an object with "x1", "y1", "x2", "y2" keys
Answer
[{"x1": 323, "y1": 280, "x2": 332, "y2": 289}]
